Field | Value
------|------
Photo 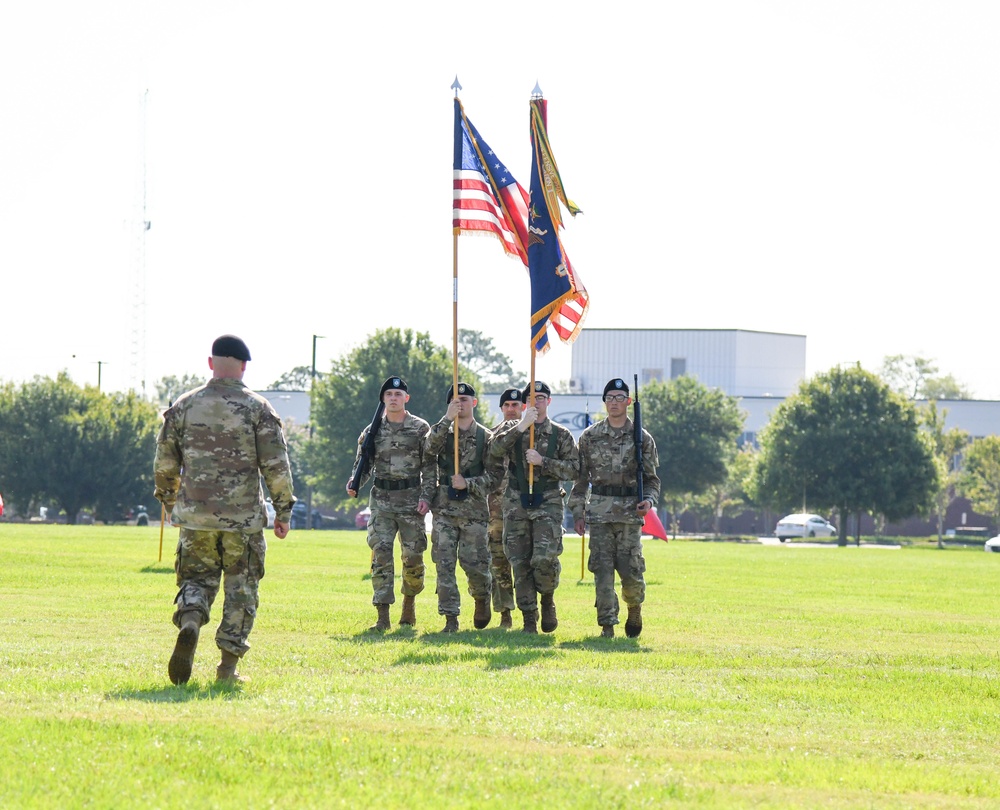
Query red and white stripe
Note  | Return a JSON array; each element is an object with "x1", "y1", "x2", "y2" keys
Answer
[{"x1": 453, "y1": 169, "x2": 530, "y2": 264}]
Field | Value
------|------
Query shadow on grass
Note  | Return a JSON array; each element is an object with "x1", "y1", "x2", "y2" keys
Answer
[
  {"x1": 558, "y1": 637, "x2": 647, "y2": 654},
  {"x1": 400, "y1": 628, "x2": 557, "y2": 669},
  {"x1": 139, "y1": 564, "x2": 173, "y2": 575},
  {"x1": 107, "y1": 681, "x2": 247, "y2": 703}
]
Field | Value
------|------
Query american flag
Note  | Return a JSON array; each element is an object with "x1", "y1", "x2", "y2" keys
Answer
[
  {"x1": 453, "y1": 98, "x2": 529, "y2": 263},
  {"x1": 527, "y1": 97, "x2": 589, "y2": 354}
]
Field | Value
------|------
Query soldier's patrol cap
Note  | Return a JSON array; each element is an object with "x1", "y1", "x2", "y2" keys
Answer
[
  {"x1": 498, "y1": 387, "x2": 523, "y2": 406},
  {"x1": 446, "y1": 382, "x2": 476, "y2": 403},
  {"x1": 603, "y1": 378, "x2": 630, "y2": 399},
  {"x1": 521, "y1": 380, "x2": 551, "y2": 401},
  {"x1": 379, "y1": 376, "x2": 408, "y2": 397},
  {"x1": 211, "y1": 334, "x2": 251, "y2": 362}
]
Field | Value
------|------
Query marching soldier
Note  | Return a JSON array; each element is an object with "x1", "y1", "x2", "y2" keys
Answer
[
  {"x1": 487, "y1": 387, "x2": 525, "y2": 629},
  {"x1": 347, "y1": 376, "x2": 435, "y2": 631},
  {"x1": 489, "y1": 381, "x2": 578, "y2": 633},
  {"x1": 154, "y1": 334, "x2": 296, "y2": 685},
  {"x1": 425, "y1": 382, "x2": 497, "y2": 632},
  {"x1": 571, "y1": 378, "x2": 660, "y2": 638}
]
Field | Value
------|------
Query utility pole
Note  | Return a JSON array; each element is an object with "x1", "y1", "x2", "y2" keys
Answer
[
  {"x1": 307, "y1": 335, "x2": 324, "y2": 528},
  {"x1": 96, "y1": 361, "x2": 107, "y2": 391}
]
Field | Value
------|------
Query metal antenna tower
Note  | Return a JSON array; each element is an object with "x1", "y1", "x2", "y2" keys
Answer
[{"x1": 128, "y1": 88, "x2": 150, "y2": 395}]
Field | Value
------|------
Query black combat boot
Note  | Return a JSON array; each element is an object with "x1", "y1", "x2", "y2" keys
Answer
[
  {"x1": 521, "y1": 609, "x2": 538, "y2": 634},
  {"x1": 442, "y1": 615, "x2": 459, "y2": 633}
]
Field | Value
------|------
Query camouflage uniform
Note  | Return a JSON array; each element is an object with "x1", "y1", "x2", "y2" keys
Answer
[
  {"x1": 489, "y1": 417, "x2": 578, "y2": 613},
  {"x1": 570, "y1": 416, "x2": 660, "y2": 628},
  {"x1": 425, "y1": 417, "x2": 497, "y2": 617},
  {"x1": 353, "y1": 412, "x2": 435, "y2": 605},
  {"x1": 487, "y1": 421, "x2": 515, "y2": 613},
  {"x1": 154, "y1": 377, "x2": 295, "y2": 657}
]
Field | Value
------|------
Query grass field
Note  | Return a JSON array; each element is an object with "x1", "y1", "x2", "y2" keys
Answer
[{"x1": 1, "y1": 524, "x2": 999, "y2": 808}]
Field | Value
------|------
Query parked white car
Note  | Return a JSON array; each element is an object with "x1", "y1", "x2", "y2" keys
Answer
[
  {"x1": 775, "y1": 513, "x2": 838, "y2": 542},
  {"x1": 985, "y1": 536, "x2": 1000, "y2": 552}
]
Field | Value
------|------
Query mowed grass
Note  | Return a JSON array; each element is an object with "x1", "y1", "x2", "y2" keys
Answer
[{"x1": 1, "y1": 525, "x2": 999, "y2": 808}]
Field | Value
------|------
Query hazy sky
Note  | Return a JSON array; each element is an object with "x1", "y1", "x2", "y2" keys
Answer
[{"x1": 3, "y1": 2, "x2": 999, "y2": 398}]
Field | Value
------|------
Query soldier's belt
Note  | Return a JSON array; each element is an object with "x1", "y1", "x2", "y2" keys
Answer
[
  {"x1": 592, "y1": 485, "x2": 637, "y2": 497},
  {"x1": 508, "y1": 477, "x2": 559, "y2": 493},
  {"x1": 373, "y1": 476, "x2": 421, "y2": 491}
]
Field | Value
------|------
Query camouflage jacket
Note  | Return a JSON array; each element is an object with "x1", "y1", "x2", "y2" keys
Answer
[
  {"x1": 153, "y1": 378, "x2": 296, "y2": 531},
  {"x1": 570, "y1": 417, "x2": 660, "y2": 525},
  {"x1": 489, "y1": 417, "x2": 578, "y2": 506},
  {"x1": 425, "y1": 417, "x2": 501, "y2": 520},
  {"x1": 353, "y1": 412, "x2": 436, "y2": 511},
  {"x1": 486, "y1": 421, "x2": 507, "y2": 524}
]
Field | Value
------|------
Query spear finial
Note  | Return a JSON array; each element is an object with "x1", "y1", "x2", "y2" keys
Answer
[
  {"x1": 452, "y1": 75, "x2": 463, "y2": 97},
  {"x1": 531, "y1": 81, "x2": 543, "y2": 99}
]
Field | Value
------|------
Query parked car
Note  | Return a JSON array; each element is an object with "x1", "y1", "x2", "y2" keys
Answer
[
  {"x1": 290, "y1": 502, "x2": 309, "y2": 530},
  {"x1": 985, "y1": 536, "x2": 1000, "y2": 552},
  {"x1": 775, "y1": 513, "x2": 837, "y2": 542},
  {"x1": 355, "y1": 507, "x2": 371, "y2": 530},
  {"x1": 264, "y1": 499, "x2": 276, "y2": 528}
]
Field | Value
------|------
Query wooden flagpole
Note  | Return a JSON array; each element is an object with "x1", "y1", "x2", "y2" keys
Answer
[{"x1": 453, "y1": 232, "x2": 461, "y2": 476}]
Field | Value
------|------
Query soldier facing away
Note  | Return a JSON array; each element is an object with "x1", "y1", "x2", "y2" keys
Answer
[
  {"x1": 486, "y1": 387, "x2": 525, "y2": 629},
  {"x1": 154, "y1": 334, "x2": 296, "y2": 684},
  {"x1": 347, "y1": 376, "x2": 435, "y2": 631},
  {"x1": 489, "y1": 381, "x2": 578, "y2": 633},
  {"x1": 425, "y1": 382, "x2": 497, "y2": 632},
  {"x1": 570, "y1": 377, "x2": 660, "y2": 638}
]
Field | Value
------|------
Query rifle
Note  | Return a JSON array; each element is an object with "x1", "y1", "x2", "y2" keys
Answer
[
  {"x1": 348, "y1": 400, "x2": 386, "y2": 497},
  {"x1": 633, "y1": 374, "x2": 644, "y2": 506}
]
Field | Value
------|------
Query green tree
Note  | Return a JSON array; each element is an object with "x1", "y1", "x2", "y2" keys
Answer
[
  {"x1": 920, "y1": 401, "x2": 969, "y2": 548},
  {"x1": 307, "y1": 328, "x2": 485, "y2": 506},
  {"x1": 691, "y1": 445, "x2": 757, "y2": 536},
  {"x1": 753, "y1": 365, "x2": 937, "y2": 545},
  {"x1": 957, "y1": 435, "x2": 1000, "y2": 528},
  {"x1": 0, "y1": 374, "x2": 159, "y2": 522},
  {"x1": 268, "y1": 366, "x2": 315, "y2": 391},
  {"x1": 879, "y1": 354, "x2": 971, "y2": 400},
  {"x1": 457, "y1": 329, "x2": 523, "y2": 389},
  {"x1": 154, "y1": 373, "x2": 206, "y2": 408},
  {"x1": 639, "y1": 376, "x2": 744, "y2": 535}
]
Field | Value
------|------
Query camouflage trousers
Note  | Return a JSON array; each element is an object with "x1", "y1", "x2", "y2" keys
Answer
[
  {"x1": 431, "y1": 515, "x2": 492, "y2": 616},
  {"x1": 487, "y1": 516, "x2": 515, "y2": 612},
  {"x1": 503, "y1": 508, "x2": 563, "y2": 613},
  {"x1": 588, "y1": 523, "x2": 646, "y2": 626},
  {"x1": 173, "y1": 527, "x2": 266, "y2": 657},
  {"x1": 367, "y1": 507, "x2": 427, "y2": 605}
]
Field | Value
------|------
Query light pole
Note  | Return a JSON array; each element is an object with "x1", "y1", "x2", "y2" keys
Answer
[
  {"x1": 307, "y1": 335, "x2": 325, "y2": 528},
  {"x1": 95, "y1": 361, "x2": 107, "y2": 391}
]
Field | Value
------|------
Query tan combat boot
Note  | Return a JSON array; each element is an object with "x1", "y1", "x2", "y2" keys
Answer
[
  {"x1": 625, "y1": 604, "x2": 643, "y2": 638},
  {"x1": 601, "y1": 625, "x2": 615, "y2": 638},
  {"x1": 473, "y1": 598, "x2": 491, "y2": 629},
  {"x1": 399, "y1": 595, "x2": 416, "y2": 626},
  {"x1": 540, "y1": 593, "x2": 558, "y2": 633},
  {"x1": 499, "y1": 609, "x2": 513, "y2": 630},
  {"x1": 442, "y1": 615, "x2": 459, "y2": 633},
  {"x1": 216, "y1": 650, "x2": 248, "y2": 684},
  {"x1": 168, "y1": 610, "x2": 201, "y2": 685},
  {"x1": 521, "y1": 609, "x2": 538, "y2": 634},
  {"x1": 369, "y1": 604, "x2": 391, "y2": 633}
]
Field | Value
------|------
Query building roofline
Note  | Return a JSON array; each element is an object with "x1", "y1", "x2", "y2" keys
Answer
[{"x1": 578, "y1": 327, "x2": 806, "y2": 338}]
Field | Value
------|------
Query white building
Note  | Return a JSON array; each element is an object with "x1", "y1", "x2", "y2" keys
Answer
[{"x1": 568, "y1": 328, "x2": 806, "y2": 398}]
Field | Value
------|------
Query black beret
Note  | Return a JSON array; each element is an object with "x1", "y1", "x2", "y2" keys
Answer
[
  {"x1": 380, "y1": 376, "x2": 408, "y2": 397},
  {"x1": 499, "y1": 387, "x2": 523, "y2": 406},
  {"x1": 211, "y1": 334, "x2": 251, "y2": 362},
  {"x1": 521, "y1": 380, "x2": 551, "y2": 401},
  {"x1": 603, "y1": 378, "x2": 629, "y2": 398},
  {"x1": 446, "y1": 382, "x2": 476, "y2": 403}
]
